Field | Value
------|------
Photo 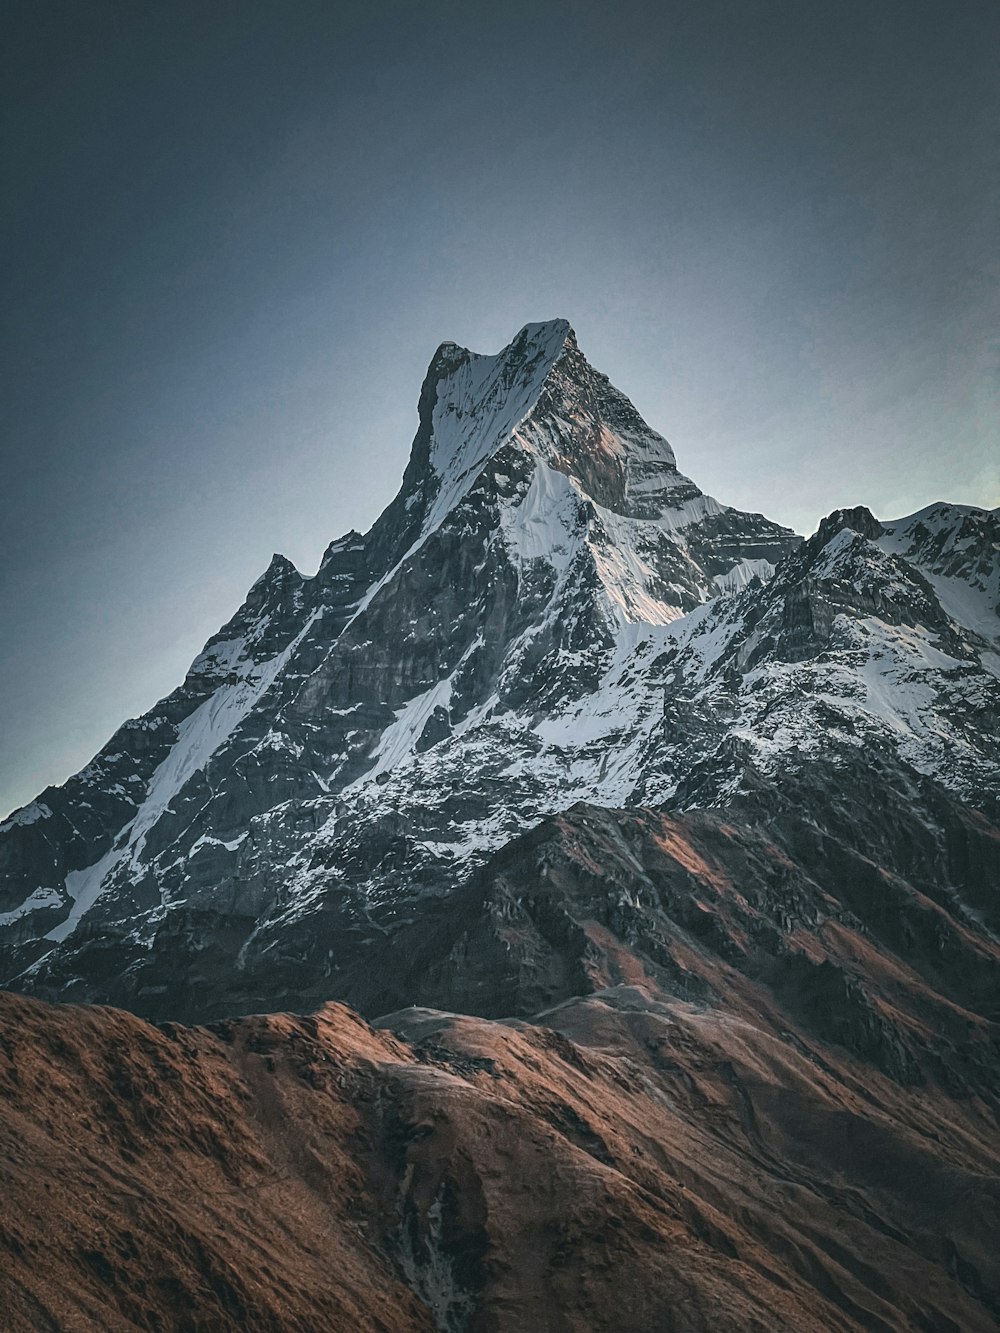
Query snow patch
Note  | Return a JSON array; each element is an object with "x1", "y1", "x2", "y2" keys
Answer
[
  {"x1": 502, "y1": 462, "x2": 580, "y2": 574},
  {"x1": 0, "y1": 801, "x2": 52, "y2": 834},
  {"x1": 424, "y1": 320, "x2": 570, "y2": 537},
  {"x1": 46, "y1": 608, "x2": 324, "y2": 941},
  {"x1": 715, "y1": 558, "x2": 774, "y2": 594},
  {"x1": 0, "y1": 886, "x2": 62, "y2": 927}
]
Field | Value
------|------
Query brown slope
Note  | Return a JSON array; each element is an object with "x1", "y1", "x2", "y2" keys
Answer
[
  {"x1": 3, "y1": 760, "x2": 1000, "y2": 1331},
  {"x1": 0, "y1": 995, "x2": 433, "y2": 1333},
  {"x1": 1, "y1": 984, "x2": 999, "y2": 1333}
]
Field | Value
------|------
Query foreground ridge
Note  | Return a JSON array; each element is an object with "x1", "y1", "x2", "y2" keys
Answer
[
  {"x1": 2, "y1": 967, "x2": 998, "y2": 1332},
  {"x1": 3, "y1": 755, "x2": 999, "y2": 1328}
]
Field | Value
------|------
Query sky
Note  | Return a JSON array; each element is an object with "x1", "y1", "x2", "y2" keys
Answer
[{"x1": 1, "y1": 0, "x2": 997, "y2": 818}]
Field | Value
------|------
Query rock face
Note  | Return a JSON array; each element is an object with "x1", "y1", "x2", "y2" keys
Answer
[{"x1": 1, "y1": 317, "x2": 999, "y2": 1330}]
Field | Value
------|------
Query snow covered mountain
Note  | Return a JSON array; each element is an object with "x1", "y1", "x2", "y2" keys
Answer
[{"x1": 1, "y1": 320, "x2": 997, "y2": 1021}]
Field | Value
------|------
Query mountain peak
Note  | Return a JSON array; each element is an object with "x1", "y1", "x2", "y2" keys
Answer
[
  {"x1": 391, "y1": 319, "x2": 578, "y2": 544},
  {"x1": 812, "y1": 506, "x2": 885, "y2": 547},
  {"x1": 399, "y1": 316, "x2": 698, "y2": 536},
  {"x1": 0, "y1": 316, "x2": 800, "y2": 969},
  {"x1": 425, "y1": 318, "x2": 572, "y2": 385},
  {"x1": 431, "y1": 318, "x2": 572, "y2": 366},
  {"x1": 510, "y1": 316, "x2": 574, "y2": 355},
  {"x1": 362, "y1": 318, "x2": 796, "y2": 629}
]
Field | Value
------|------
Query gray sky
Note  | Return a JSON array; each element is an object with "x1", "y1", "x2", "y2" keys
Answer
[{"x1": 2, "y1": 0, "x2": 998, "y2": 818}]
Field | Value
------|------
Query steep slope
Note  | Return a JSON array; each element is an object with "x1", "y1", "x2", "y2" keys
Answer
[
  {"x1": 879, "y1": 502, "x2": 1000, "y2": 673},
  {"x1": 3, "y1": 978, "x2": 999, "y2": 1333},
  {"x1": 0, "y1": 320, "x2": 796, "y2": 1003}
]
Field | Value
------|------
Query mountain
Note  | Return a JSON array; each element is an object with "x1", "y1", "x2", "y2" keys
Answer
[
  {"x1": 3, "y1": 323, "x2": 997, "y2": 1024},
  {"x1": 2, "y1": 318, "x2": 999, "y2": 1331},
  {"x1": 2, "y1": 323, "x2": 998, "y2": 1027},
  {"x1": 0, "y1": 319, "x2": 800, "y2": 1010}
]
